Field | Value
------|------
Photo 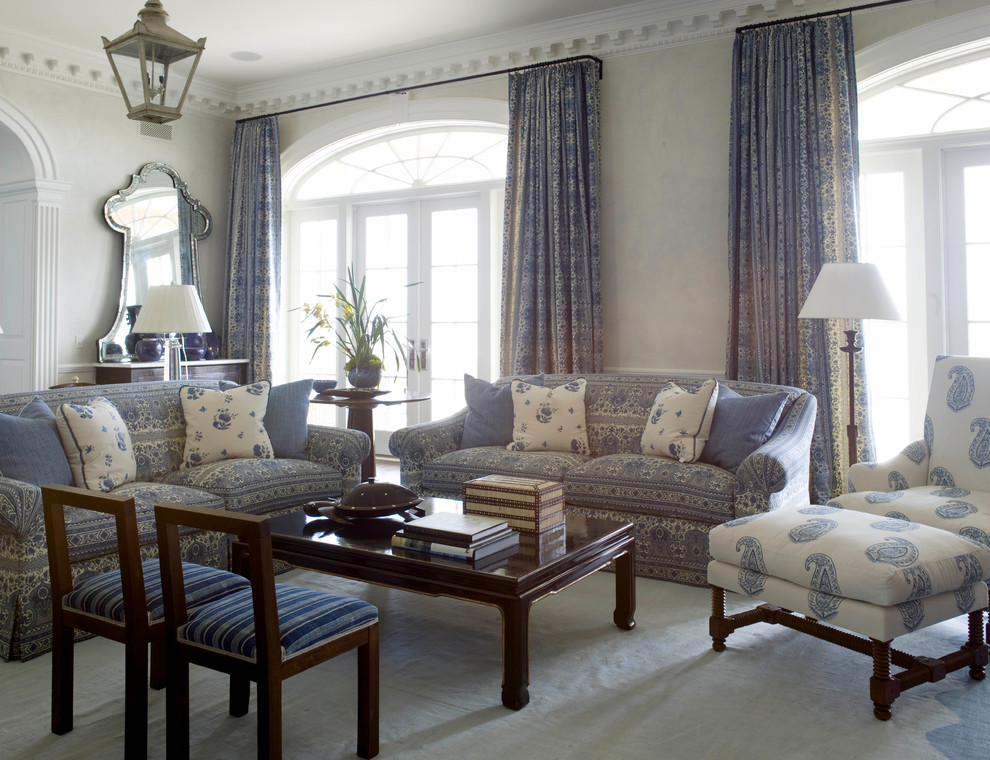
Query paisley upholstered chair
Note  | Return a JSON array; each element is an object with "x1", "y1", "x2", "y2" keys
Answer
[{"x1": 829, "y1": 354, "x2": 990, "y2": 550}]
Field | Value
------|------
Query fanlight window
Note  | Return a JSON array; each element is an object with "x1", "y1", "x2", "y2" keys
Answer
[
  {"x1": 295, "y1": 128, "x2": 507, "y2": 199},
  {"x1": 860, "y1": 53, "x2": 990, "y2": 140},
  {"x1": 112, "y1": 188, "x2": 179, "y2": 240}
]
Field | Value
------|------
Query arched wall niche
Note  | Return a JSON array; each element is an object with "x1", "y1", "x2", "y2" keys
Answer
[{"x1": 0, "y1": 94, "x2": 69, "y2": 391}]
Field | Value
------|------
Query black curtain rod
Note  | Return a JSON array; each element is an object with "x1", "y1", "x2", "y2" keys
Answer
[
  {"x1": 735, "y1": 0, "x2": 917, "y2": 33},
  {"x1": 236, "y1": 54, "x2": 603, "y2": 124}
]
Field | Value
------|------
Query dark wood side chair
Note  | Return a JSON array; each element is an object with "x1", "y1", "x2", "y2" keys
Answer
[
  {"x1": 154, "y1": 502, "x2": 380, "y2": 760},
  {"x1": 42, "y1": 484, "x2": 251, "y2": 759}
]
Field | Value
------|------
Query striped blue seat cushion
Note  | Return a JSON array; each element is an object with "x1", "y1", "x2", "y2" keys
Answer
[
  {"x1": 63, "y1": 560, "x2": 250, "y2": 624},
  {"x1": 178, "y1": 584, "x2": 378, "y2": 660}
]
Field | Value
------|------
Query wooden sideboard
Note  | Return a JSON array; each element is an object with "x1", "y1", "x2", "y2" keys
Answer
[{"x1": 93, "y1": 359, "x2": 249, "y2": 385}]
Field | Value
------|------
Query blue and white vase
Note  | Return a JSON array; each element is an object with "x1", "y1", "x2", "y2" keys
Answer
[{"x1": 347, "y1": 367, "x2": 381, "y2": 389}]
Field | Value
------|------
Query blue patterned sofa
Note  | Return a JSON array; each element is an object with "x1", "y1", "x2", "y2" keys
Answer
[
  {"x1": 388, "y1": 373, "x2": 817, "y2": 586},
  {"x1": 0, "y1": 380, "x2": 369, "y2": 662}
]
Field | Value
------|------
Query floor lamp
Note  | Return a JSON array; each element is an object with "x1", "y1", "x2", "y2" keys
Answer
[
  {"x1": 131, "y1": 284, "x2": 212, "y2": 381},
  {"x1": 798, "y1": 262, "x2": 900, "y2": 466}
]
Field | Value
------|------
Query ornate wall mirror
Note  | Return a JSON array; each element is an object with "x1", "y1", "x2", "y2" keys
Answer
[{"x1": 98, "y1": 162, "x2": 211, "y2": 362}]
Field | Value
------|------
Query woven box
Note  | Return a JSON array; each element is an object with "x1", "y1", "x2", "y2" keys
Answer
[{"x1": 462, "y1": 475, "x2": 564, "y2": 534}]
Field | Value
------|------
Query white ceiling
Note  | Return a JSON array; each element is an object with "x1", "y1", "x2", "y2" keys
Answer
[{"x1": 2, "y1": 0, "x2": 652, "y2": 88}]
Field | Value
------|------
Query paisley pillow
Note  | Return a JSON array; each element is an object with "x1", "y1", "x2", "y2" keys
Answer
[
  {"x1": 55, "y1": 396, "x2": 136, "y2": 492},
  {"x1": 180, "y1": 382, "x2": 274, "y2": 468},
  {"x1": 508, "y1": 379, "x2": 590, "y2": 455},
  {"x1": 640, "y1": 379, "x2": 718, "y2": 463}
]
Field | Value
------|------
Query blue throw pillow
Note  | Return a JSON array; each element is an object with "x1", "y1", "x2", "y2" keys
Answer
[
  {"x1": 461, "y1": 374, "x2": 544, "y2": 448},
  {"x1": 698, "y1": 386, "x2": 790, "y2": 472},
  {"x1": 0, "y1": 396, "x2": 73, "y2": 487},
  {"x1": 219, "y1": 378, "x2": 313, "y2": 459}
]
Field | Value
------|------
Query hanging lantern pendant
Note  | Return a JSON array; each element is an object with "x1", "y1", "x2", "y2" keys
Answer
[{"x1": 103, "y1": 1, "x2": 206, "y2": 124}]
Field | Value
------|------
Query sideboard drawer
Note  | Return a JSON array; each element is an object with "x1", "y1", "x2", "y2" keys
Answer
[{"x1": 94, "y1": 359, "x2": 249, "y2": 385}]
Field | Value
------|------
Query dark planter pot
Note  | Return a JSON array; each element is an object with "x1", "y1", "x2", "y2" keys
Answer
[
  {"x1": 347, "y1": 367, "x2": 381, "y2": 388},
  {"x1": 202, "y1": 331, "x2": 220, "y2": 360},
  {"x1": 135, "y1": 337, "x2": 164, "y2": 363},
  {"x1": 183, "y1": 333, "x2": 206, "y2": 361}
]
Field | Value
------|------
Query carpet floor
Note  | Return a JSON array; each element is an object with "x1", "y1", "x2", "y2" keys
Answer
[{"x1": 1, "y1": 569, "x2": 988, "y2": 759}]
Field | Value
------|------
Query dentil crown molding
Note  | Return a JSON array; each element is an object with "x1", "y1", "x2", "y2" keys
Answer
[{"x1": 0, "y1": 1, "x2": 923, "y2": 120}]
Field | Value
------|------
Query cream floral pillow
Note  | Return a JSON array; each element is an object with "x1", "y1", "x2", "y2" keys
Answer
[
  {"x1": 180, "y1": 382, "x2": 274, "y2": 468},
  {"x1": 640, "y1": 379, "x2": 719, "y2": 462},
  {"x1": 55, "y1": 396, "x2": 136, "y2": 492},
  {"x1": 509, "y1": 379, "x2": 590, "y2": 455}
]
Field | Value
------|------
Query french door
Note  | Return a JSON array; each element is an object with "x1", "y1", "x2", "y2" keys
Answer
[
  {"x1": 859, "y1": 141, "x2": 990, "y2": 460},
  {"x1": 944, "y1": 145, "x2": 990, "y2": 356},
  {"x1": 355, "y1": 192, "x2": 497, "y2": 454}
]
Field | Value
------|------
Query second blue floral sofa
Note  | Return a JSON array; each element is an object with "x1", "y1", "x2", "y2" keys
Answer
[{"x1": 389, "y1": 373, "x2": 817, "y2": 586}]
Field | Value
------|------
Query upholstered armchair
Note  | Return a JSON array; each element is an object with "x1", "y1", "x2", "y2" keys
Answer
[{"x1": 829, "y1": 354, "x2": 990, "y2": 548}]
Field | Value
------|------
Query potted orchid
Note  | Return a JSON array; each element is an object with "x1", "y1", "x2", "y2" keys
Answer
[{"x1": 297, "y1": 267, "x2": 411, "y2": 388}]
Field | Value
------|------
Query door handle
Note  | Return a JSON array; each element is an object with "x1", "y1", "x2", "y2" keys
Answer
[{"x1": 418, "y1": 339, "x2": 428, "y2": 371}]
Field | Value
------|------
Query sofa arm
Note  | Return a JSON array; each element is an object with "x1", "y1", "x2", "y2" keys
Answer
[
  {"x1": 0, "y1": 478, "x2": 45, "y2": 538},
  {"x1": 734, "y1": 391, "x2": 818, "y2": 517},
  {"x1": 0, "y1": 479, "x2": 48, "y2": 661},
  {"x1": 846, "y1": 440, "x2": 929, "y2": 493},
  {"x1": 305, "y1": 425, "x2": 371, "y2": 492},
  {"x1": 388, "y1": 410, "x2": 467, "y2": 493}
]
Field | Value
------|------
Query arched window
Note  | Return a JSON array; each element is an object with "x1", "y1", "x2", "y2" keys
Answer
[
  {"x1": 282, "y1": 120, "x2": 508, "y2": 451},
  {"x1": 295, "y1": 125, "x2": 507, "y2": 197},
  {"x1": 858, "y1": 40, "x2": 990, "y2": 458}
]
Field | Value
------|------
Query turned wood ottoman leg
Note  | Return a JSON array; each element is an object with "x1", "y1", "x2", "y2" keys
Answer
[
  {"x1": 966, "y1": 609, "x2": 988, "y2": 681},
  {"x1": 710, "y1": 585, "x2": 728, "y2": 652},
  {"x1": 869, "y1": 639, "x2": 899, "y2": 721}
]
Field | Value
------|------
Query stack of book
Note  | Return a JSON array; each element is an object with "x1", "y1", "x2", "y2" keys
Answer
[{"x1": 391, "y1": 511, "x2": 519, "y2": 561}]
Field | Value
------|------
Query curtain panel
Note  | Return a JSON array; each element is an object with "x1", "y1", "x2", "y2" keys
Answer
[
  {"x1": 500, "y1": 59, "x2": 603, "y2": 375},
  {"x1": 726, "y1": 15, "x2": 872, "y2": 503},
  {"x1": 223, "y1": 117, "x2": 281, "y2": 383}
]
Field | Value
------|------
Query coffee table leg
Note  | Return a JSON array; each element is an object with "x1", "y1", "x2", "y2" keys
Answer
[
  {"x1": 613, "y1": 542, "x2": 636, "y2": 630},
  {"x1": 500, "y1": 598, "x2": 530, "y2": 710}
]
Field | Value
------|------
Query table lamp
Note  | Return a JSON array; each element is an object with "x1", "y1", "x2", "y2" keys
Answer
[
  {"x1": 798, "y1": 262, "x2": 901, "y2": 465},
  {"x1": 131, "y1": 284, "x2": 211, "y2": 381}
]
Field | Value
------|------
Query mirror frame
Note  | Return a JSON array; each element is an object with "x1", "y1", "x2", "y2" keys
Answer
[{"x1": 98, "y1": 162, "x2": 212, "y2": 362}]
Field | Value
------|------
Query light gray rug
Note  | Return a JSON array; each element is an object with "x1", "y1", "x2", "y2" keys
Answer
[{"x1": 1, "y1": 570, "x2": 987, "y2": 759}]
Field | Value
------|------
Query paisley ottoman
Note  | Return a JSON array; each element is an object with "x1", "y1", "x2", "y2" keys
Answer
[{"x1": 707, "y1": 505, "x2": 990, "y2": 719}]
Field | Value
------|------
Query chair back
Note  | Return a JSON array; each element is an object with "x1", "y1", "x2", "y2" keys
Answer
[
  {"x1": 154, "y1": 503, "x2": 282, "y2": 666},
  {"x1": 924, "y1": 354, "x2": 990, "y2": 493},
  {"x1": 42, "y1": 484, "x2": 150, "y2": 638}
]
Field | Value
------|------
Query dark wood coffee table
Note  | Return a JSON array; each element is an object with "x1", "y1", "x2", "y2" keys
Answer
[{"x1": 234, "y1": 497, "x2": 635, "y2": 710}]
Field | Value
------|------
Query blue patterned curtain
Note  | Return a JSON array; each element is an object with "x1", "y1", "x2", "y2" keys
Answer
[
  {"x1": 501, "y1": 59, "x2": 603, "y2": 375},
  {"x1": 727, "y1": 16, "x2": 872, "y2": 503},
  {"x1": 223, "y1": 117, "x2": 281, "y2": 382}
]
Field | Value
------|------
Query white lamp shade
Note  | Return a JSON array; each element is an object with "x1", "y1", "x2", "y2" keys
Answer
[
  {"x1": 132, "y1": 284, "x2": 211, "y2": 334},
  {"x1": 798, "y1": 262, "x2": 901, "y2": 321}
]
